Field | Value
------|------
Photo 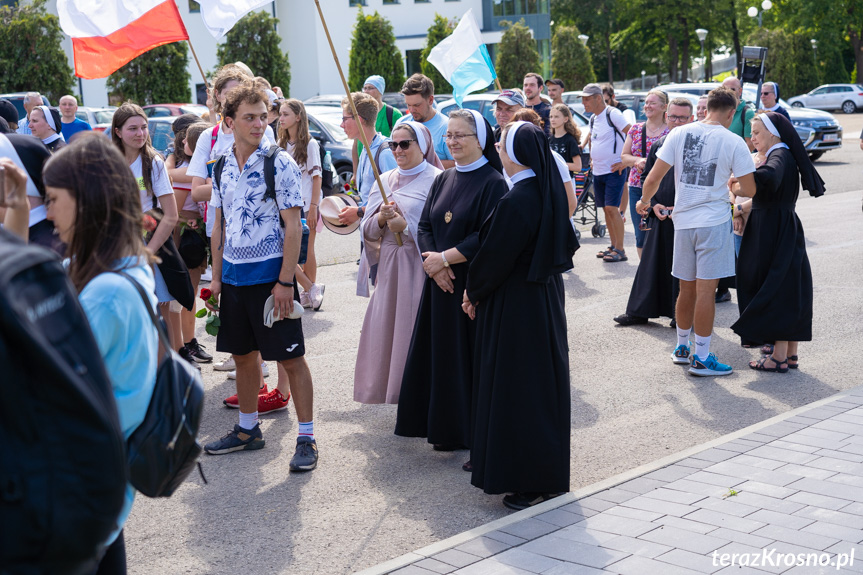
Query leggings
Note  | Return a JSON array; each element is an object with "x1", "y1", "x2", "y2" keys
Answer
[{"x1": 93, "y1": 530, "x2": 127, "y2": 575}]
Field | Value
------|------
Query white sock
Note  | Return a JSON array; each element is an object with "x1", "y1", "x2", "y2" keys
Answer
[
  {"x1": 694, "y1": 333, "x2": 711, "y2": 359},
  {"x1": 239, "y1": 411, "x2": 258, "y2": 431},
  {"x1": 677, "y1": 326, "x2": 691, "y2": 348},
  {"x1": 298, "y1": 420, "x2": 314, "y2": 440}
]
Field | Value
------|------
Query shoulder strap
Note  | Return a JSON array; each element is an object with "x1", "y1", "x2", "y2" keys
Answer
[
  {"x1": 210, "y1": 124, "x2": 219, "y2": 149},
  {"x1": 641, "y1": 124, "x2": 647, "y2": 158},
  {"x1": 264, "y1": 145, "x2": 279, "y2": 203},
  {"x1": 386, "y1": 105, "x2": 394, "y2": 129},
  {"x1": 213, "y1": 155, "x2": 227, "y2": 191},
  {"x1": 373, "y1": 137, "x2": 385, "y2": 174},
  {"x1": 115, "y1": 271, "x2": 169, "y2": 361}
]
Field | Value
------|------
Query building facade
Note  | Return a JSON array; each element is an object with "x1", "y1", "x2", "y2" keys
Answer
[{"x1": 41, "y1": 0, "x2": 549, "y2": 107}]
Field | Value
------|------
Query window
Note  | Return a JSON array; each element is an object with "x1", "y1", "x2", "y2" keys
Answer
[
  {"x1": 188, "y1": 0, "x2": 200, "y2": 13},
  {"x1": 382, "y1": 0, "x2": 399, "y2": 4},
  {"x1": 415, "y1": 0, "x2": 431, "y2": 3},
  {"x1": 406, "y1": 49, "x2": 422, "y2": 78},
  {"x1": 811, "y1": 87, "x2": 827, "y2": 95},
  {"x1": 349, "y1": 0, "x2": 366, "y2": 6}
]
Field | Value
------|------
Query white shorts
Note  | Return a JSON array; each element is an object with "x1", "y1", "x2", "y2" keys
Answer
[{"x1": 672, "y1": 220, "x2": 735, "y2": 282}]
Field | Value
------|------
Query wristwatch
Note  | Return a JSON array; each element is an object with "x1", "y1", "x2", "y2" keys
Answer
[
  {"x1": 277, "y1": 279, "x2": 295, "y2": 288},
  {"x1": 357, "y1": 207, "x2": 365, "y2": 218}
]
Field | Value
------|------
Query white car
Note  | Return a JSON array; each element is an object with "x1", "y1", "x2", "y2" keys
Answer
[
  {"x1": 436, "y1": 93, "x2": 589, "y2": 131},
  {"x1": 787, "y1": 84, "x2": 863, "y2": 114}
]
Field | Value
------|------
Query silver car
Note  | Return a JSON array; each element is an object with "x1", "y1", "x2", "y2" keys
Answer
[{"x1": 787, "y1": 84, "x2": 863, "y2": 114}]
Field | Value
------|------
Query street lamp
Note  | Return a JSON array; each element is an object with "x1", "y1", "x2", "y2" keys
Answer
[
  {"x1": 641, "y1": 70, "x2": 646, "y2": 90},
  {"x1": 747, "y1": 0, "x2": 772, "y2": 28},
  {"x1": 578, "y1": 34, "x2": 589, "y2": 46},
  {"x1": 695, "y1": 28, "x2": 708, "y2": 82}
]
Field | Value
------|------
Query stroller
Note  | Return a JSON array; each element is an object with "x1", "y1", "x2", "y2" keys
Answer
[{"x1": 571, "y1": 158, "x2": 606, "y2": 241}]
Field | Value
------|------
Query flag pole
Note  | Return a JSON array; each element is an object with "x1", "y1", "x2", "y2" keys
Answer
[
  {"x1": 187, "y1": 39, "x2": 210, "y2": 90},
  {"x1": 495, "y1": 78, "x2": 502, "y2": 91},
  {"x1": 313, "y1": 0, "x2": 402, "y2": 246}
]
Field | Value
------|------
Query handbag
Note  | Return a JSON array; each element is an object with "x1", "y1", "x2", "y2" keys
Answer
[
  {"x1": 147, "y1": 199, "x2": 194, "y2": 310},
  {"x1": 116, "y1": 270, "x2": 206, "y2": 498},
  {"x1": 178, "y1": 227, "x2": 208, "y2": 270}
]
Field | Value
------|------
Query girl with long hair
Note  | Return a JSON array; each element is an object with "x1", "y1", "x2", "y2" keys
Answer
[{"x1": 278, "y1": 98, "x2": 325, "y2": 310}]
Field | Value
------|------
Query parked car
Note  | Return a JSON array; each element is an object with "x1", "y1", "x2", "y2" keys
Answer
[
  {"x1": 145, "y1": 117, "x2": 178, "y2": 156},
  {"x1": 658, "y1": 82, "x2": 843, "y2": 159},
  {"x1": 305, "y1": 105, "x2": 353, "y2": 190},
  {"x1": 0, "y1": 92, "x2": 51, "y2": 122},
  {"x1": 143, "y1": 103, "x2": 208, "y2": 118},
  {"x1": 303, "y1": 94, "x2": 344, "y2": 108},
  {"x1": 382, "y1": 92, "x2": 407, "y2": 113},
  {"x1": 436, "y1": 93, "x2": 590, "y2": 131},
  {"x1": 787, "y1": 84, "x2": 863, "y2": 114},
  {"x1": 75, "y1": 106, "x2": 116, "y2": 132}
]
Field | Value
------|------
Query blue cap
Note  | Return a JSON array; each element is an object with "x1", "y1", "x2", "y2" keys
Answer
[
  {"x1": 493, "y1": 89, "x2": 526, "y2": 107},
  {"x1": 363, "y1": 75, "x2": 386, "y2": 95}
]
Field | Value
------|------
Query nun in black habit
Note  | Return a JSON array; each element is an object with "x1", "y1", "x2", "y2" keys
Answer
[
  {"x1": 463, "y1": 122, "x2": 578, "y2": 510},
  {"x1": 396, "y1": 109, "x2": 507, "y2": 450},
  {"x1": 731, "y1": 111, "x2": 824, "y2": 372}
]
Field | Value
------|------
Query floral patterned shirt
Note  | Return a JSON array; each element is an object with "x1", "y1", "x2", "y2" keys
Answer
[{"x1": 629, "y1": 122, "x2": 670, "y2": 188}]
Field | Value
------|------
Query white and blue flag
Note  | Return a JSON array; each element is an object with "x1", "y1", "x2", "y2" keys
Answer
[{"x1": 427, "y1": 10, "x2": 497, "y2": 107}]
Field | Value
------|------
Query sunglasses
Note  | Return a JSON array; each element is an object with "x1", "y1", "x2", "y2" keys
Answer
[{"x1": 387, "y1": 139, "x2": 416, "y2": 151}]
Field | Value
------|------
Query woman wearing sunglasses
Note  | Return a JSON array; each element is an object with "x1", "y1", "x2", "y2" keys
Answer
[{"x1": 353, "y1": 122, "x2": 443, "y2": 405}]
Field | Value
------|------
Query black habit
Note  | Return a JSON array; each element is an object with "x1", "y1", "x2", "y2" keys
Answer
[
  {"x1": 395, "y1": 164, "x2": 507, "y2": 446},
  {"x1": 625, "y1": 135, "x2": 679, "y2": 320},
  {"x1": 732, "y1": 146, "x2": 813, "y2": 346}
]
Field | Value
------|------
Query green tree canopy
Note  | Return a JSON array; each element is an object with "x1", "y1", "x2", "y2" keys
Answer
[
  {"x1": 496, "y1": 20, "x2": 541, "y2": 89},
  {"x1": 0, "y1": 0, "x2": 75, "y2": 104},
  {"x1": 551, "y1": 25, "x2": 596, "y2": 90},
  {"x1": 216, "y1": 10, "x2": 291, "y2": 94},
  {"x1": 421, "y1": 14, "x2": 455, "y2": 95},
  {"x1": 745, "y1": 28, "x2": 819, "y2": 99},
  {"x1": 107, "y1": 42, "x2": 191, "y2": 105},
  {"x1": 348, "y1": 10, "x2": 405, "y2": 92}
]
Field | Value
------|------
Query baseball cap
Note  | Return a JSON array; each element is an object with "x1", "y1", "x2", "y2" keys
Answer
[
  {"x1": 493, "y1": 89, "x2": 525, "y2": 107},
  {"x1": 582, "y1": 83, "x2": 603, "y2": 97}
]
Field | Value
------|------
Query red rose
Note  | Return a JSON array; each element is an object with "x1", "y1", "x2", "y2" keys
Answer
[
  {"x1": 142, "y1": 214, "x2": 158, "y2": 233},
  {"x1": 200, "y1": 288, "x2": 212, "y2": 301}
]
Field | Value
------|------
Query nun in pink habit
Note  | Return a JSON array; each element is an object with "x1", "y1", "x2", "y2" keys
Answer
[{"x1": 354, "y1": 121, "x2": 444, "y2": 404}]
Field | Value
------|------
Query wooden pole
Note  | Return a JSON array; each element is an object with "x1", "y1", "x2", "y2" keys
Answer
[
  {"x1": 495, "y1": 78, "x2": 502, "y2": 91},
  {"x1": 313, "y1": 0, "x2": 402, "y2": 245},
  {"x1": 187, "y1": 39, "x2": 210, "y2": 90}
]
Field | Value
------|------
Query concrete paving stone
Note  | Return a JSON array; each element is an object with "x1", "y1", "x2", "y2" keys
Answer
[
  {"x1": 726, "y1": 454, "x2": 786, "y2": 471},
  {"x1": 553, "y1": 526, "x2": 619, "y2": 546},
  {"x1": 826, "y1": 400, "x2": 863, "y2": 410},
  {"x1": 542, "y1": 563, "x2": 609, "y2": 575},
  {"x1": 598, "y1": 534, "x2": 674, "y2": 559},
  {"x1": 642, "y1": 487, "x2": 708, "y2": 506},
  {"x1": 499, "y1": 518, "x2": 562, "y2": 540},
  {"x1": 638, "y1": 525, "x2": 729, "y2": 554},
  {"x1": 730, "y1": 491, "x2": 807, "y2": 514},
  {"x1": 558, "y1": 503, "x2": 600, "y2": 518},
  {"x1": 774, "y1": 462, "x2": 838, "y2": 481},
  {"x1": 711, "y1": 541, "x2": 784, "y2": 573},
  {"x1": 415, "y1": 558, "x2": 462, "y2": 574},
  {"x1": 455, "y1": 537, "x2": 515, "y2": 559},
  {"x1": 803, "y1": 406, "x2": 853, "y2": 419},
  {"x1": 787, "y1": 491, "x2": 854, "y2": 511},
  {"x1": 746, "y1": 445, "x2": 820, "y2": 466},
  {"x1": 573, "y1": 514, "x2": 660, "y2": 538},
  {"x1": 697, "y1": 496, "x2": 762, "y2": 518},
  {"x1": 676, "y1": 458, "x2": 716, "y2": 470},
  {"x1": 785, "y1": 415, "x2": 824, "y2": 426},
  {"x1": 520, "y1": 535, "x2": 630, "y2": 569},
  {"x1": 392, "y1": 566, "x2": 445, "y2": 575},
  {"x1": 691, "y1": 449, "x2": 741, "y2": 464},
  {"x1": 714, "y1": 441, "x2": 758, "y2": 454},
  {"x1": 842, "y1": 434, "x2": 863, "y2": 446},
  {"x1": 802, "y1": 520, "x2": 863, "y2": 544},
  {"x1": 687, "y1": 471, "x2": 748, "y2": 489},
  {"x1": 494, "y1": 548, "x2": 563, "y2": 573},
  {"x1": 712, "y1": 566, "x2": 774, "y2": 575},
  {"x1": 762, "y1": 541, "x2": 839, "y2": 574},
  {"x1": 838, "y1": 443, "x2": 863, "y2": 457},
  {"x1": 813, "y1": 419, "x2": 863, "y2": 437},
  {"x1": 807, "y1": 456, "x2": 863, "y2": 475},
  {"x1": 683, "y1": 508, "x2": 767, "y2": 533},
  {"x1": 611, "y1": 554, "x2": 703, "y2": 575},
  {"x1": 832, "y1": 413, "x2": 863, "y2": 426},
  {"x1": 827, "y1": 473, "x2": 863, "y2": 488},
  {"x1": 451, "y1": 559, "x2": 536, "y2": 575},
  {"x1": 655, "y1": 548, "x2": 725, "y2": 574},
  {"x1": 813, "y1": 448, "x2": 863, "y2": 463},
  {"x1": 702, "y1": 461, "x2": 802, "y2": 487},
  {"x1": 484, "y1": 531, "x2": 528, "y2": 546},
  {"x1": 793, "y1": 506, "x2": 863, "y2": 530},
  {"x1": 577, "y1": 496, "x2": 619, "y2": 512},
  {"x1": 603, "y1": 505, "x2": 664, "y2": 523},
  {"x1": 746, "y1": 509, "x2": 815, "y2": 530},
  {"x1": 708, "y1": 528, "x2": 777, "y2": 551},
  {"x1": 665, "y1": 479, "x2": 735, "y2": 497},
  {"x1": 739, "y1": 433, "x2": 777, "y2": 444},
  {"x1": 620, "y1": 495, "x2": 698, "y2": 517},
  {"x1": 655, "y1": 515, "x2": 722, "y2": 535},
  {"x1": 824, "y1": 540, "x2": 863, "y2": 562},
  {"x1": 839, "y1": 501, "x2": 863, "y2": 516},
  {"x1": 756, "y1": 422, "x2": 809, "y2": 438},
  {"x1": 769, "y1": 439, "x2": 821, "y2": 454},
  {"x1": 736, "y1": 481, "x2": 798, "y2": 500},
  {"x1": 534, "y1": 508, "x2": 588, "y2": 528},
  {"x1": 750, "y1": 524, "x2": 840, "y2": 550},
  {"x1": 781, "y1": 432, "x2": 847, "y2": 450},
  {"x1": 431, "y1": 549, "x2": 483, "y2": 569},
  {"x1": 643, "y1": 466, "x2": 695, "y2": 483},
  {"x1": 613, "y1": 476, "x2": 667, "y2": 495},
  {"x1": 590, "y1": 488, "x2": 640, "y2": 505}
]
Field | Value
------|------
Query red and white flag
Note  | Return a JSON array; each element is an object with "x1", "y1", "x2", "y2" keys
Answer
[{"x1": 57, "y1": 0, "x2": 189, "y2": 79}]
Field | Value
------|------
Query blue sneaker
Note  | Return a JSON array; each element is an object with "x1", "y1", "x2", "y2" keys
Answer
[
  {"x1": 204, "y1": 424, "x2": 265, "y2": 455},
  {"x1": 689, "y1": 353, "x2": 733, "y2": 377},
  {"x1": 671, "y1": 344, "x2": 691, "y2": 364},
  {"x1": 289, "y1": 436, "x2": 318, "y2": 472}
]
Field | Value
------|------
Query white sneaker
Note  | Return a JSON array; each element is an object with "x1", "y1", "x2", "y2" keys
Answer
[
  {"x1": 226, "y1": 362, "x2": 269, "y2": 380},
  {"x1": 200, "y1": 266, "x2": 212, "y2": 282},
  {"x1": 310, "y1": 283, "x2": 325, "y2": 311},
  {"x1": 300, "y1": 291, "x2": 313, "y2": 309},
  {"x1": 213, "y1": 357, "x2": 236, "y2": 371}
]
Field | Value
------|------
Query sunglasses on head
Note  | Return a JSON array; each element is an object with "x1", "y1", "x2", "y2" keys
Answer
[{"x1": 387, "y1": 139, "x2": 416, "y2": 151}]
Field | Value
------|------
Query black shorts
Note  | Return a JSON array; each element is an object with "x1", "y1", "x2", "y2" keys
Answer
[{"x1": 216, "y1": 281, "x2": 305, "y2": 361}]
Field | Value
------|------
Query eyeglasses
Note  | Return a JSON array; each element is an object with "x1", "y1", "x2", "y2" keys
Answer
[
  {"x1": 444, "y1": 133, "x2": 476, "y2": 142},
  {"x1": 667, "y1": 115, "x2": 690, "y2": 122},
  {"x1": 341, "y1": 116, "x2": 355, "y2": 122},
  {"x1": 387, "y1": 139, "x2": 416, "y2": 151},
  {"x1": 761, "y1": 92, "x2": 773, "y2": 96}
]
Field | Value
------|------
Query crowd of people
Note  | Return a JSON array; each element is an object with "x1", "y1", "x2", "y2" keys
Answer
[{"x1": 0, "y1": 60, "x2": 823, "y2": 572}]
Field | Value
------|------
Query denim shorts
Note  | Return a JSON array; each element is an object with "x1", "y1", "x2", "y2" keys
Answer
[{"x1": 594, "y1": 171, "x2": 626, "y2": 208}]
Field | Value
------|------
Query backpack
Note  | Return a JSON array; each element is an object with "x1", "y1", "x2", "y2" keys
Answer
[
  {"x1": 0, "y1": 231, "x2": 127, "y2": 574},
  {"x1": 116, "y1": 270, "x2": 205, "y2": 498},
  {"x1": 590, "y1": 107, "x2": 626, "y2": 154},
  {"x1": 384, "y1": 104, "x2": 395, "y2": 131}
]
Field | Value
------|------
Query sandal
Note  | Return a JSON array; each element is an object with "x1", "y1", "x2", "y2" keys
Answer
[
  {"x1": 597, "y1": 245, "x2": 613, "y2": 258},
  {"x1": 760, "y1": 344, "x2": 774, "y2": 355},
  {"x1": 603, "y1": 248, "x2": 628, "y2": 263},
  {"x1": 749, "y1": 355, "x2": 788, "y2": 373},
  {"x1": 787, "y1": 355, "x2": 799, "y2": 369}
]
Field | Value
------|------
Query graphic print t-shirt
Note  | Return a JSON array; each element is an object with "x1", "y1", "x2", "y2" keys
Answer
[{"x1": 656, "y1": 122, "x2": 755, "y2": 230}]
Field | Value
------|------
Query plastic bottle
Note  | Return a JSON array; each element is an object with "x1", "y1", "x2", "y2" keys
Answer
[{"x1": 322, "y1": 150, "x2": 333, "y2": 174}]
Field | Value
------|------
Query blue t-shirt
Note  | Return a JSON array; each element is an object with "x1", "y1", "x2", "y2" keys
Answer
[
  {"x1": 16, "y1": 118, "x2": 31, "y2": 136},
  {"x1": 78, "y1": 259, "x2": 158, "y2": 545},
  {"x1": 356, "y1": 133, "x2": 397, "y2": 206},
  {"x1": 61, "y1": 118, "x2": 92, "y2": 142},
  {"x1": 396, "y1": 111, "x2": 454, "y2": 163}
]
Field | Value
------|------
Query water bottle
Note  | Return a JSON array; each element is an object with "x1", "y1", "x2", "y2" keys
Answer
[
  {"x1": 322, "y1": 150, "x2": 333, "y2": 173},
  {"x1": 299, "y1": 217, "x2": 310, "y2": 265}
]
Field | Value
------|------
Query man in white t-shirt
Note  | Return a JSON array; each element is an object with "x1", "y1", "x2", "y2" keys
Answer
[
  {"x1": 637, "y1": 87, "x2": 756, "y2": 377},
  {"x1": 583, "y1": 83, "x2": 631, "y2": 262}
]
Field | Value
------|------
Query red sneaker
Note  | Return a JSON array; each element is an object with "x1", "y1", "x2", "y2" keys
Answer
[
  {"x1": 223, "y1": 385, "x2": 270, "y2": 409},
  {"x1": 258, "y1": 388, "x2": 290, "y2": 414}
]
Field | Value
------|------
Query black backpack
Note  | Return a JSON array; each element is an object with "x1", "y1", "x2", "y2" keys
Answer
[
  {"x1": 116, "y1": 271, "x2": 205, "y2": 498},
  {"x1": 0, "y1": 231, "x2": 127, "y2": 575}
]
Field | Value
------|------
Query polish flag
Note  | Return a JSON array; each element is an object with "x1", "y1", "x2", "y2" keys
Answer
[{"x1": 57, "y1": 0, "x2": 189, "y2": 79}]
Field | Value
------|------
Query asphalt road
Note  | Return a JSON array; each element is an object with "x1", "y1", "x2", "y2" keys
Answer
[{"x1": 125, "y1": 122, "x2": 863, "y2": 575}]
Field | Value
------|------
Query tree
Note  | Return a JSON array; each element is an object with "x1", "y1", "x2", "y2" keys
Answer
[
  {"x1": 496, "y1": 20, "x2": 541, "y2": 89},
  {"x1": 348, "y1": 10, "x2": 405, "y2": 92},
  {"x1": 421, "y1": 14, "x2": 455, "y2": 95},
  {"x1": 217, "y1": 10, "x2": 291, "y2": 94},
  {"x1": 108, "y1": 42, "x2": 191, "y2": 105},
  {"x1": 551, "y1": 25, "x2": 596, "y2": 89},
  {"x1": 0, "y1": 0, "x2": 74, "y2": 103}
]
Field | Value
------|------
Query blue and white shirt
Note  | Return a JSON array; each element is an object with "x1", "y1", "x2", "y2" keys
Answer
[
  {"x1": 211, "y1": 143, "x2": 303, "y2": 286},
  {"x1": 356, "y1": 133, "x2": 397, "y2": 207}
]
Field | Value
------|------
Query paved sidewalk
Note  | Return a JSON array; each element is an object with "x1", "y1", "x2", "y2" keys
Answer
[{"x1": 362, "y1": 386, "x2": 863, "y2": 575}]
